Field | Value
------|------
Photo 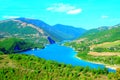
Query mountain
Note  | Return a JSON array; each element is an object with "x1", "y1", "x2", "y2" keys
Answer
[
  {"x1": 16, "y1": 18, "x2": 86, "y2": 41},
  {"x1": 0, "y1": 19, "x2": 50, "y2": 54},
  {"x1": 0, "y1": 17, "x2": 86, "y2": 52},
  {"x1": 53, "y1": 24, "x2": 86, "y2": 40},
  {"x1": 79, "y1": 25, "x2": 120, "y2": 44},
  {"x1": 0, "y1": 19, "x2": 48, "y2": 45}
]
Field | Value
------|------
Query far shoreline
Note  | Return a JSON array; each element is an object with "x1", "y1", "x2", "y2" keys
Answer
[
  {"x1": 68, "y1": 44, "x2": 119, "y2": 71},
  {"x1": 75, "y1": 55, "x2": 118, "y2": 70}
]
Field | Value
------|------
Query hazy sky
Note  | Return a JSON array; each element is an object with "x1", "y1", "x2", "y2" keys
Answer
[{"x1": 0, "y1": 0, "x2": 120, "y2": 29}]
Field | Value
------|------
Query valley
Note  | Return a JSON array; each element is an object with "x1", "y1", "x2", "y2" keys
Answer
[
  {"x1": 1, "y1": 0, "x2": 120, "y2": 79},
  {"x1": 0, "y1": 18, "x2": 120, "y2": 80}
]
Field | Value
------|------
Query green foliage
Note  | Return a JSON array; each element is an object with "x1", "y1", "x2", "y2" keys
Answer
[
  {"x1": 0, "y1": 51, "x2": 4, "y2": 55},
  {"x1": 0, "y1": 38, "x2": 44, "y2": 54},
  {"x1": 93, "y1": 46, "x2": 120, "y2": 52},
  {"x1": 79, "y1": 26, "x2": 120, "y2": 44},
  {"x1": 0, "y1": 54, "x2": 116, "y2": 80},
  {"x1": 116, "y1": 68, "x2": 120, "y2": 80}
]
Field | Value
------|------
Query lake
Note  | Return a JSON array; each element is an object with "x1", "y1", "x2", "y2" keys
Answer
[{"x1": 23, "y1": 44, "x2": 116, "y2": 72}]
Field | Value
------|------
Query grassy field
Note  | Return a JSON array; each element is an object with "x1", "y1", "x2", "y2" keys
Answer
[
  {"x1": 88, "y1": 52, "x2": 120, "y2": 56},
  {"x1": 90, "y1": 40, "x2": 120, "y2": 49}
]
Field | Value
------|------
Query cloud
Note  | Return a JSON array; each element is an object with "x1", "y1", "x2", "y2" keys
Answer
[
  {"x1": 46, "y1": 3, "x2": 82, "y2": 15},
  {"x1": 101, "y1": 15, "x2": 109, "y2": 19},
  {"x1": 2, "y1": 16, "x2": 20, "y2": 19},
  {"x1": 67, "y1": 9, "x2": 82, "y2": 14}
]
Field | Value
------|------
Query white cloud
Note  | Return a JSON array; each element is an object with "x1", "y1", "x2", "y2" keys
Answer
[
  {"x1": 101, "y1": 15, "x2": 109, "y2": 19},
  {"x1": 67, "y1": 9, "x2": 82, "y2": 14},
  {"x1": 2, "y1": 16, "x2": 20, "y2": 19},
  {"x1": 46, "y1": 3, "x2": 82, "y2": 15}
]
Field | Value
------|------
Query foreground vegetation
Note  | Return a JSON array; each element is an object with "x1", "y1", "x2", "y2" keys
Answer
[{"x1": 0, "y1": 54, "x2": 120, "y2": 80}]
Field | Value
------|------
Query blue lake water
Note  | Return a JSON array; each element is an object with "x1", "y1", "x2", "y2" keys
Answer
[{"x1": 23, "y1": 44, "x2": 116, "y2": 72}]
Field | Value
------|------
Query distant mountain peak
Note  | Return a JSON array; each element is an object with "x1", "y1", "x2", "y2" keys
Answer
[{"x1": 98, "y1": 26, "x2": 109, "y2": 30}]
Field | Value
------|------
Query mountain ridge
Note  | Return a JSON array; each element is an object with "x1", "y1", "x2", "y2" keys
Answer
[
  {"x1": 16, "y1": 17, "x2": 86, "y2": 41},
  {"x1": 77, "y1": 24, "x2": 120, "y2": 44}
]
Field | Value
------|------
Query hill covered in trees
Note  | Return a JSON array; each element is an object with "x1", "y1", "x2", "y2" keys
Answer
[{"x1": 0, "y1": 38, "x2": 44, "y2": 54}]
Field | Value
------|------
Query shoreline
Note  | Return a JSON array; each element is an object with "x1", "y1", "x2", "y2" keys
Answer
[
  {"x1": 75, "y1": 55, "x2": 118, "y2": 70},
  {"x1": 62, "y1": 44, "x2": 119, "y2": 70}
]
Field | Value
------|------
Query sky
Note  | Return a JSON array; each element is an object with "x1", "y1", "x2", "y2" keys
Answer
[{"x1": 0, "y1": 0, "x2": 120, "y2": 29}]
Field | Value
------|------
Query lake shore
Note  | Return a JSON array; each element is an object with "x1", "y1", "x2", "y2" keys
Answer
[
  {"x1": 75, "y1": 55, "x2": 118, "y2": 70},
  {"x1": 65, "y1": 45, "x2": 119, "y2": 70}
]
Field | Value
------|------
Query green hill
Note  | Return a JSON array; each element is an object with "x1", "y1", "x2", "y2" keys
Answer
[
  {"x1": 0, "y1": 54, "x2": 119, "y2": 80},
  {"x1": 0, "y1": 19, "x2": 49, "y2": 53},
  {"x1": 0, "y1": 38, "x2": 44, "y2": 54},
  {"x1": 64, "y1": 24, "x2": 120, "y2": 68},
  {"x1": 0, "y1": 19, "x2": 48, "y2": 45},
  {"x1": 79, "y1": 25, "x2": 120, "y2": 44}
]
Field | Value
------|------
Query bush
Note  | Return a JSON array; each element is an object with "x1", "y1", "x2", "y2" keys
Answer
[{"x1": 116, "y1": 68, "x2": 120, "y2": 79}]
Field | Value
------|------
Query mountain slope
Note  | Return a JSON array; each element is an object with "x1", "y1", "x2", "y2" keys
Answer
[
  {"x1": 16, "y1": 18, "x2": 86, "y2": 41},
  {"x1": 79, "y1": 25, "x2": 120, "y2": 44},
  {"x1": 53, "y1": 24, "x2": 86, "y2": 40},
  {"x1": 0, "y1": 19, "x2": 49, "y2": 45}
]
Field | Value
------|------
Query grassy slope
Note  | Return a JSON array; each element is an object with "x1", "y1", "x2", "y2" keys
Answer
[
  {"x1": 0, "y1": 54, "x2": 119, "y2": 80},
  {"x1": 90, "y1": 40, "x2": 120, "y2": 52},
  {"x1": 90, "y1": 40, "x2": 120, "y2": 48}
]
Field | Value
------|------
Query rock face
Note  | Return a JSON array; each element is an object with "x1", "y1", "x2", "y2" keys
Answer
[{"x1": 47, "y1": 37, "x2": 55, "y2": 44}]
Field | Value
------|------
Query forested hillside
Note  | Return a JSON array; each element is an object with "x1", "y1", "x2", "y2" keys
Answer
[{"x1": 0, "y1": 38, "x2": 44, "y2": 54}]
